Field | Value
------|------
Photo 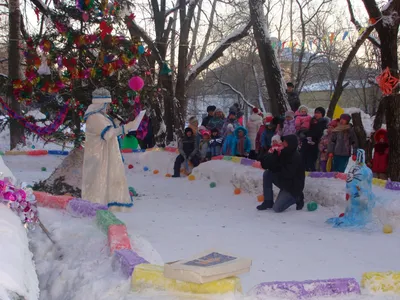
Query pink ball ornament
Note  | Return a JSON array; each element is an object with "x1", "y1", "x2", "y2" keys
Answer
[
  {"x1": 3, "y1": 191, "x2": 16, "y2": 201},
  {"x1": 15, "y1": 189, "x2": 26, "y2": 201},
  {"x1": 82, "y1": 12, "x2": 89, "y2": 21},
  {"x1": 128, "y1": 76, "x2": 144, "y2": 91}
]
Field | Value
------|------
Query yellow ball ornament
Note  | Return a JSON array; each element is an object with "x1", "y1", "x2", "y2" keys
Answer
[{"x1": 188, "y1": 174, "x2": 195, "y2": 181}]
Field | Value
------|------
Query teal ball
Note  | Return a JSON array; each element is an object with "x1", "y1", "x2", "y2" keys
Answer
[
  {"x1": 210, "y1": 182, "x2": 216, "y2": 188},
  {"x1": 307, "y1": 201, "x2": 318, "y2": 211}
]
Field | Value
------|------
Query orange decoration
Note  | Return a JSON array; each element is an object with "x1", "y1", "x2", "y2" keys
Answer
[
  {"x1": 257, "y1": 195, "x2": 264, "y2": 202},
  {"x1": 376, "y1": 67, "x2": 399, "y2": 96},
  {"x1": 188, "y1": 175, "x2": 195, "y2": 181},
  {"x1": 234, "y1": 188, "x2": 241, "y2": 195},
  {"x1": 165, "y1": 173, "x2": 172, "y2": 177},
  {"x1": 153, "y1": 170, "x2": 159, "y2": 174},
  {"x1": 368, "y1": 17, "x2": 376, "y2": 24}
]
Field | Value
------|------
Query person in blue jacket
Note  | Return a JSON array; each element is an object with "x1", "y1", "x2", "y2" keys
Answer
[
  {"x1": 231, "y1": 126, "x2": 251, "y2": 157},
  {"x1": 222, "y1": 124, "x2": 235, "y2": 155}
]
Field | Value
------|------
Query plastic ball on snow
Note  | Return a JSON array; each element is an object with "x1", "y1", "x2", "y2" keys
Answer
[
  {"x1": 188, "y1": 174, "x2": 195, "y2": 181},
  {"x1": 143, "y1": 166, "x2": 149, "y2": 171},
  {"x1": 165, "y1": 173, "x2": 172, "y2": 177},
  {"x1": 234, "y1": 188, "x2": 241, "y2": 195},
  {"x1": 128, "y1": 164, "x2": 134, "y2": 169},
  {"x1": 210, "y1": 182, "x2": 216, "y2": 188},
  {"x1": 31, "y1": 145, "x2": 36, "y2": 149},
  {"x1": 153, "y1": 170, "x2": 159, "y2": 174},
  {"x1": 339, "y1": 213, "x2": 345, "y2": 218},
  {"x1": 41, "y1": 167, "x2": 47, "y2": 172},
  {"x1": 383, "y1": 224, "x2": 393, "y2": 234},
  {"x1": 257, "y1": 195, "x2": 264, "y2": 202},
  {"x1": 307, "y1": 202, "x2": 318, "y2": 211}
]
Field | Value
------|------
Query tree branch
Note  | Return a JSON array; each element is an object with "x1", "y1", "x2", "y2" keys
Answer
[
  {"x1": 165, "y1": 0, "x2": 190, "y2": 16},
  {"x1": 347, "y1": 0, "x2": 381, "y2": 48},
  {"x1": 186, "y1": 19, "x2": 253, "y2": 86}
]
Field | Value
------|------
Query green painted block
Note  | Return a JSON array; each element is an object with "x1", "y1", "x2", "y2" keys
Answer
[
  {"x1": 223, "y1": 156, "x2": 232, "y2": 161},
  {"x1": 96, "y1": 210, "x2": 124, "y2": 234}
]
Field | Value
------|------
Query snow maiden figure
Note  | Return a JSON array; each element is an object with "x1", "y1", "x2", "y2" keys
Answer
[
  {"x1": 82, "y1": 88, "x2": 139, "y2": 212},
  {"x1": 326, "y1": 149, "x2": 375, "y2": 228}
]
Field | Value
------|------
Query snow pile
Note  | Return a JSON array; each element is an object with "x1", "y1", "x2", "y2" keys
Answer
[{"x1": 0, "y1": 157, "x2": 39, "y2": 300}]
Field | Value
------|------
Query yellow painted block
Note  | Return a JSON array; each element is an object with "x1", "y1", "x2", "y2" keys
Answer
[
  {"x1": 5, "y1": 151, "x2": 27, "y2": 156},
  {"x1": 361, "y1": 272, "x2": 400, "y2": 293},
  {"x1": 231, "y1": 157, "x2": 241, "y2": 163},
  {"x1": 305, "y1": 172, "x2": 310, "y2": 177},
  {"x1": 372, "y1": 178, "x2": 387, "y2": 188},
  {"x1": 132, "y1": 264, "x2": 242, "y2": 294}
]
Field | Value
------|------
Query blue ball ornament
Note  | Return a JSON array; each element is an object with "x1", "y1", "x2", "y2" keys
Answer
[
  {"x1": 143, "y1": 166, "x2": 149, "y2": 171},
  {"x1": 138, "y1": 45, "x2": 145, "y2": 54}
]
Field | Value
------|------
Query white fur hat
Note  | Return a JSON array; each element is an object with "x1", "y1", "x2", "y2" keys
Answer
[
  {"x1": 92, "y1": 88, "x2": 112, "y2": 104},
  {"x1": 227, "y1": 123, "x2": 234, "y2": 133},
  {"x1": 271, "y1": 134, "x2": 282, "y2": 143}
]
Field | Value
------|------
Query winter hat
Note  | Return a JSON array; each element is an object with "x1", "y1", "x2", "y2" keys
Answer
[
  {"x1": 315, "y1": 107, "x2": 326, "y2": 117},
  {"x1": 207, "y1": 105, "x2": 216, "y2": 112},
  {"x1": 271, "y1": 134, "x2": 282, "y2": 144},
  {"x1": 92, "y1": 88, "x2": 112, "y2": 104},
  {"x1": 298, "y1": 105, "x2": 309, "y2": 114},
  {"x1": 285, "y1": 110, "x2": 295, "y2": 118},
  {"x1": 323, "y1": 129, "x2": 328, "y2": 136},
  {"x1": 264, "y1": 115, "x2": 274, "y2": 125},
  {"x1": 228, "y1": 111, "x2": 236, "y2": 117},
  {"x1": 188, "y1": 116, "x2": 198, "y2": 125},
  {"x1": 328, "y1": 119, "x2": 339, "y2": 128},
  {"x1": 252, "y1": 107, "x2": 259, "y2": 114},
  {"x1": 202, "y1": 130, "x2": 211, "y2": 137},
  {"x1": 340, "y1": 113, "x2": 351, "y2": 123},
  {"x1": 226, "y1": 123, "x2": 234, "y2": 133},
  {"x1": 185, "y1": 127, "x2": 193, "y2": 134},
  {"x1": 211, "y1": 128, "x2": 219, "y2": 134}
]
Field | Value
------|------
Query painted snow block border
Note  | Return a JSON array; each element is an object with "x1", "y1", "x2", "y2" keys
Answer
[
  {"x1": 96, "y1": 209, "x2": 124, "y2": 234},
  {"x1": 240, "y1": 158, "x2": 254, "y2": 166},
  {"x1": 108, "y1": 224, "x2": 132, "y2": 254},
  {"x1": 27, "y1": 150, "x2": 48, "y2": 156},
  {"x1": 211, "y1": 155, "x2": 223, "y2": 160},
  {"x1": 361, "y1": 272, "x2": 400, "y2": 294},
  {"x1": 132, "y1": 264, "x2": 242, "y2": 294},
  {"x1": 386, "y1": 181, "x2": 400, "y2": 191},
  {"x1": 249, "y1": 278, "x2": 361, "y2": 299},
  {"x1": 48, "y1": 150, "x2": 69, "y2": 155},
  {"x1": 33, "y1": 191, "x2": 73, "y2": 209},
  {"x1": 223, "y1": 156, "x2": 233, "y2": 161},
  {"x1": 66, "y1": 198, "x2": 107, "y2": 217},
  {"x1": 112, "y1": 249, "x2": 149, "y2": 278},
  {"x1": 5, "y1": 150, "x2": 27, "y2": 155}
]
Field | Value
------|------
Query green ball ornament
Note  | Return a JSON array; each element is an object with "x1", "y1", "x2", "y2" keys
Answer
[
  {"x1": 41, "y1": 167, "x2": 47, "y2": 172},
  {"x1": 209, "y1": 182, "x2": 216, "y2": 188},
  {"x1": 307, "y1": 201, "x2": 318, "y2": 211}
]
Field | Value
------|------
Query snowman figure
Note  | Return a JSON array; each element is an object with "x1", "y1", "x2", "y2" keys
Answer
[{"x1": 327, "y1": 149, "x2": 375, "y2": 227}]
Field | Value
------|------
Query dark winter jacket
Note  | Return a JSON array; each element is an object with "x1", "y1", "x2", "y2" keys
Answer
[
  {"x1": 328, "y1": 124, "x2": 358, "y2": 157},
  {"x1": 261, "y1": 134, "x2": 305, "y2": 197},
  {"x1": 306, "y1": 117, "x2": 329, "y2": 144},
  {"x1": 287, "y1": 92, "x2": 301, "y2": 112},
  {"x1": 207, "y1": 136, "x2": 223, "y2": 159},
  {"x1": 201, "y1": 115, "x2": 212, "y2": 127},
  {"x1": 178, "y1": 135, "x2": 198, "y2": 158},
  {"x1": 261, "y1": 127, "x2": 276, "y2": 149}
]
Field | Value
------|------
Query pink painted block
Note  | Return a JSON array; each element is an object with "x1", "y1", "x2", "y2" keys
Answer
[
  {"x1": 211, "y1": 155, "x2": 223, "y2": 160},
  {"x1": 34, "y1": 191, "x2": 73, "y2": 209},
  {"x1": 252, "y1": 161, "x2": 262, "y2": 169},
  {"x1": 108, "y1": 224, "x2": 132, "y2": 254},
  {"x1": 335, "y1": 173, "x2": 347, "y2": 180}
]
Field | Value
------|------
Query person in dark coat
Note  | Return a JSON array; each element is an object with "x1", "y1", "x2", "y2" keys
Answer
[
  {"x1": 172, "y1": 127, "x2": 200, "y2": 177},
  {"x1": 301, "y1": 107, "x2": 329, "y2": 171},
  {"x1": 201, "y1": 105, "x2": 216, "y2": 127},
  {"x1": 286, "y1": 82, "x2": 301, "y2": 112},
  {"x1": 257, "y1": 135, "x2": 305, "y2": 212}
]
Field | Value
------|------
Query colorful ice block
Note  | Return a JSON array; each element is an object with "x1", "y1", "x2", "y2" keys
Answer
[
  {"x1": 240, "y1": 158, "x2": 254, "y2": 166},
  {"x1": 386, "y1": 181, "x2": 400, "y2": 191},
  {"x1": 27, "y1": 150, "x2": 48, "y2": 156},
  {"x1": 96, "y1": 210, "x2": 124, "y2": 234},
  {"x1": 335, "y1": 173, "x2": 347, "y2": 180},
  {"x1": 211, "y1": 155, "x2": 223, "y2": 160},
  {"x1": 361, "y1": 271, "x2": 400, "y2": 293},
  {"x1": 5, "y1": 151, "x2": 27, "y2": 155},
  {"x1": 231, "y1": 156, "x2": 241, "y2": 163},
  {"x1": 33, "y1": 191, "x2": 73, "y2": 209},
  {"x1": 252, "y1": 161, "x2": 262, "y2": 169},
  {"x1": 249, "y1": 278, "x2": 360, "y2": 299},
  {"x1": 108, "y1": 224, "x2": 131, "y2": 254},
  {"x1": 372, "y1": 178, "x2": 387, "y2": 188},
  {"x1": 48, "y1": 150, "x2": 69, "y2": 155},
  {"x1": 223, "y1": 156, "x2": 232, "y2": 161},
  {"x1": 132, "y1": 264, "x2": 242, "y2": 294},
  {"x1": 113, "y1": 249, "x2": 148, "y2": 278},
  {"x1": 66, "y1": 198, "x2": 107, "y2": 217}
]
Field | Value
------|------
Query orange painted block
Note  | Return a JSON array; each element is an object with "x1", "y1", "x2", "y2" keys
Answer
[
  {"x1": 108, "y1": 224, "x2": 132, "y2": 254},
  {"x1": 5, "y1": 151, "x2": 27, "y2": 156},
  {"x1": 27, "y1": 150, "x2": 48, "y2": 156},
  {"x1": 33, "y1": 191, "x2": 73, "y2": 209}
]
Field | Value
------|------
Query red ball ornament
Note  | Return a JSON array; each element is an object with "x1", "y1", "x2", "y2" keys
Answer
[
  {"x1": 339, "y1": 213, "x2": 345, "y2": 218},
  {"x1": 346, "y1": 193, "x2": 350, "y2": 201},
  {"x1": 128, "y1": 164, "x2": 134, "y2": 169},
  {"x1": 128, "y1": 76, "x2": 144, "y2": 91}
]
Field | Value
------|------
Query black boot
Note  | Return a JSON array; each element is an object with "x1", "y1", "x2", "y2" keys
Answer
[
  {"x1": 257, "y1": 201, "x2": 273, "y2": 211},
  {"x1": 296, "y1": 192, "x2": 304, "y2": 210}
]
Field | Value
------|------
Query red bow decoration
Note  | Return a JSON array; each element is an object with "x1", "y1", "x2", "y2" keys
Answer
[
  {"x1": 376, "y1": 67, "x2": 399, "y2": 96},
  {"x1": 99, "y1": 21, "x2": 113, "y2": 40}
]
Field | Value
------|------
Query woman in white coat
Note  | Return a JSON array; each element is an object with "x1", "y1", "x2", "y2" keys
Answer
[
  {"x1": 247, "y1": 108, "x2": 263, "y2": 160},
  {"x1": 82, "y1": 88, "x2": 137, "y2": 212}
]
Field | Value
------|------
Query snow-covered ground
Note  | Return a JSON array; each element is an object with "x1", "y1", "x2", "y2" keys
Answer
[{"x1": 2, "y1": 150, "x2": 400, "y2": 300}]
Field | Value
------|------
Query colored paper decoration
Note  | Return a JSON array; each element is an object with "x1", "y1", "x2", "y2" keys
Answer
[{"x1": 376, "y1": 67, "x2": 399, "y2": 96}]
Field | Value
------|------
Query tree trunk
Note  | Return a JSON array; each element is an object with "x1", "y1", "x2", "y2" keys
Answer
[
  {"x1": 351, "y1": 112, "x2": 372, "y2": 162},
  {"x1": 385, "y1": 94, "x2": 400, "y2": 181},
  {"x1": 8, "y1": 0, "x2": 25, "y2": 150},
  {"x1": 249, "y1": 0, "x2": 289, "y2": 115}
]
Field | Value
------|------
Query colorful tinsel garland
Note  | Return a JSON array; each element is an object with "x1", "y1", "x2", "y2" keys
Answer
[
  {"x1": 0, "y1": 97, "x2": 69, "y2": 136},
  {"x1": 0, "y1": 179, "x2": 39, "y2": 230}
]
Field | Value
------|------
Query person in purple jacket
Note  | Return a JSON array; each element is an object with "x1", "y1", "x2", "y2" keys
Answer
[{"x1": 282, "y1": 110, "x2": 296, "y2": 137}]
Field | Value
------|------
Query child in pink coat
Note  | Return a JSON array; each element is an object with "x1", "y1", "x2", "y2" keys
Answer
[{"x1": 295, "y1": 105, "x2": 312, "y2": 139}]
